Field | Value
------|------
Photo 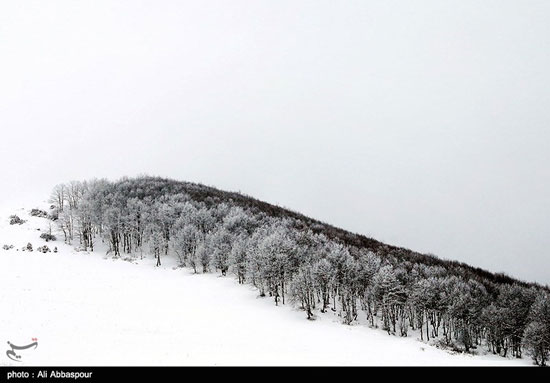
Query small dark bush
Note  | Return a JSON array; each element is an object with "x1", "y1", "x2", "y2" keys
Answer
[
  {"x1": 40, "y1": 233, "x2": 56, "y2": 242},
  {"x1": 2, "y1": 244, "x2": 14, "y2": 250},
  {"x1": 53, "y1": 247, "x2": 58, "y2": 253},
  {"x1": 23, "y1": 242, "x2": 33, "y2": 252},
  {"x1": 30, "y1": 209, "x2": 48, "y2": 218},
  {"x1": 37, "y1": 245, "x2": 50, "y2": 253},
  {"x1": 9, "y1": 215, "x2": 26, "y2": 225}
]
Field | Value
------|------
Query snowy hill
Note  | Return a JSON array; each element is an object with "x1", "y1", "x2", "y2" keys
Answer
[{"x1": 0, "y1": 203, "x2": 531, "y2": 366}]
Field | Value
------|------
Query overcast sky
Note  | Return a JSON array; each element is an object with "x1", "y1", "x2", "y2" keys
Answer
[{"x1": 1, "y1": 1, "x2": 549, "y2": 285}]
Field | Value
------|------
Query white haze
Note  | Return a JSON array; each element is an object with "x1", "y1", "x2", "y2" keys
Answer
[{"x1": 0, "y1": 1, "x2": 549, "y2": 285}]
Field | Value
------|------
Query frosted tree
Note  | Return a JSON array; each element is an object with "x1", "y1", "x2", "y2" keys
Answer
[
  {"x1": 76, "y1": 196, "x2": 95, "y2": 251},
  {"x1": 65, "y1": 180, "x2": 86, "y2": 211},
  {"x1": 49, "y1": 183, "x2": 66, "y2": 213},
  {"x1": 195, "y1": 207, "x2": 216, "y2": 236},
  {"x1": 257, "y1": 222, "x2": 297, "y2": 305},
  {"x1": 171, "y1": 223, "x2": 200, "y2": 271},
  {"x1": 210, "y1": 228, "x2": 233, "y2": 276},
  {"x1": 496, "y1": 284, "x2": 537, "y2": 358},
  {"x1": 312, "y1": 258, "x2": 335, "y2": 313},
  {"x1": 147, "y1": 228, "x2": 163, "y2": 266},
  {"x1": 245, "y1": 227, "x2": 269, "y2": 296},
  {"x1": 56, "y1": 208, "x2": 74, "y2": 244},
  {"x1": 523, "y1": 292, "x2": 550, "y2": 366},
  {"x1": 171, "y1": 227, "x2": 188, "y2": 266},
  {"x1": 155, "y1": 201, "x2": 178, "y2": 256},
  {"x1": 223, "y1": 206, "x2": 256, "y2": 236},
  {"x1": 229, "y1": 235, "x2": 248, "y2": 284},
  {"x1": 411, "y1": 277, "x2": 444, "y2": 340},
  {"x1": 126, "y1": 197, "x2": 148, "y2": 254},
  {"x1": 104, "y1": 206, "x2": 123, "y2": 256},
  {"x1": 338, "y1": 253, "x2": 359, "y2": 325},
  {"x1": 196, "y1": 242, "x2": 210, "y2": 273},
  {"x1": 482, "y1": 303, "x2": 507, "y2": 355},
  {"x1": 326, "y1": 242, "x2": 356, "y2": 321},
  {"x1": 356, "y1": 251, "x2": 380, "y2": 326},
  {"x1": 373, "y1": 265, "x2": 405, "y2": 334},
  {"x1": 289, "y1": 265, "x2": 316, "y2": 319}
]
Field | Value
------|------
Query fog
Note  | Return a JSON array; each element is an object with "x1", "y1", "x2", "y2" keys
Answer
[{"x1": 1, "y1": 1, "x2": 549, "y2": 284}]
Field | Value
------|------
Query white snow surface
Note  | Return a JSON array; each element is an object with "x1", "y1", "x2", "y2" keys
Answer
[{"x1": 0, "y1": 203, "x2": 531, "y2": 366}]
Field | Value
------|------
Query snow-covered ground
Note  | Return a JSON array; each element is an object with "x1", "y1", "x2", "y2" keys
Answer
[{"x1": 0, "y1": 203, "x2": 531, "y2": 366}]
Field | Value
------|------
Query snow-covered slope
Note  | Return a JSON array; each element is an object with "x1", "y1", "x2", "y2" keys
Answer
[{"x1": 0, "y1": 204, "x2": 531, "y2": 366}]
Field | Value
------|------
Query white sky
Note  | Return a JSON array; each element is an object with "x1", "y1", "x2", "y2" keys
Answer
[{"x1": 1, "y1": 1, "x2": 549, "y2": 284}]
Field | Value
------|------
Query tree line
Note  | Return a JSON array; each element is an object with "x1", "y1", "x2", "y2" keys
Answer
[{"x1": 49, "y1": 176, "x2": 550, "y2": 366}]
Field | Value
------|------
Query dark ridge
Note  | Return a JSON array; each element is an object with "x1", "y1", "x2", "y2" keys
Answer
[{"x1": 113, "y1": 175, "x2": 544, "y2": 291}]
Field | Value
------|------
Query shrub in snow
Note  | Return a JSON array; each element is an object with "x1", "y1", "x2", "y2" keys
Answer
[
  {"x1": 40, "y1": 233, "x2": 56, "y2": 242},
  {"x1": 23, "y1": 243, "x2": 33, "y2": 252},
  {"x1": 53, "y1": 247, "x2": 58, "y2": 253},
  {"x1": 432, "y1": 338, "x2": 462, "y2": 353},
  {"x1": 30, "y1": 209, "x2": 48, "y2": 218},
  {"x1": 2, "y1": 244, "x2": 14, "y2": 250},
  {"x1": 37, "y1": 245, "x2": 51, "y2": 253},
  {"x1": 9, "y1": 215, "x2": 26, "y2": 225}
]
